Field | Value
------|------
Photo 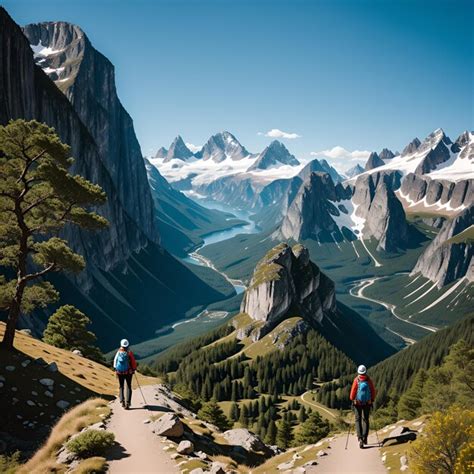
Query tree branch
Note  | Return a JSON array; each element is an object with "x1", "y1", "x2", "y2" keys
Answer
[{"x1": 22, "y1": 262, "x2": 56, "y2": 283}]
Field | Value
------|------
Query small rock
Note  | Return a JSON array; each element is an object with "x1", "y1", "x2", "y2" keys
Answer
[
  {"x1": 303, "y1": 460, "x2": 318, "y2": 467},
  {"x1": 0, "y1": 376, "x2": 5, "y2": 382},
  {"x1": 11, "y1": 387, "x2": 18, "y2": 392},
  {"x1": 0, "y1": 382, "x2": 3, "y2": 389},
  {"x1": 39, "y1": 378, "x2": 54, "y2": 387},
  {"x1": 26, "y1": 400, "x2": 36, "y2": 406},
  {"x1": 72, "y1": 349, "x2": 83, "y2": 357},
  {"x1": 21, "y1": 359, "x2": 31, "y2": 368},
  {"x1": 317, "y1": 450, "x2": 328, "y2": 457},
  {"x1": 44, "y1": 390, "x2": 53, "y2": 398},
  {"x1": 56, "y1": 447, "x2": 77, "y2": 464},
  {"x1": 195, "y1": 451, "x2": 208, "y2": 460},
  {"x1": 143, "y1": 419, "x2": 151, "y2": 424},
  {"x1": 176, "y1": 440, "x2": 194, "y2": 455},
  {"x1": 278, "y1": 460, "x2": 294, "y2": 470},
  {"x1": 19, "y1": 329, "x2": 32, "y2": 336},
  {"x1": 47, "y1": 362, "x2": 58, "y2": 373},
  {"x1": 5, "y1": 366, "x2": 15, "y2": 372},
  {"x1": 400, "y1": 455, "x2": 408, "y2": 471},
  {"x1": 189, "y1": 469, "x2": 205, "y2": 474},
  {"x1": 292, "y1": 453, "x2": 302, "y2": 460},
  {"x1": 60, "y1": 384, "x2": 66, "y2": 388},
  {"x1": 32, "y1": 391, "x2": 38, "y2": 396},
  {"x1": 56, "y1": 400, "x2": 70, "y2": 410},
  {"x1": 34, "y1": 357, "x2": 47, "y2": 366},
  {"x1": 16, "y1": 415, "x2": 22, "y2": 420},
  {"x1": 151, "y1": 413, "x2": 184, "y2": 438},
  {"x1": 209, "y1": 463, "x2": 227, "y2": 474}
]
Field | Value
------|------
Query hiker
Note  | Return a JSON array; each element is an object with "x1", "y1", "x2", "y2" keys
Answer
[
  {"x1": 350, "y1": 364, "x2": 376, "y2": 448},
  {"x1": 113, "y1": 339, "x2": 137, "y2": 409}
]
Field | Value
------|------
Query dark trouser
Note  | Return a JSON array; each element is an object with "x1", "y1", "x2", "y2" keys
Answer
[
  {"x1": 353, "y1": 404, "x2": 371, "y2": 440},
  {"x1": 118, "y1": 373, "x2": 132, "y2": 406}
]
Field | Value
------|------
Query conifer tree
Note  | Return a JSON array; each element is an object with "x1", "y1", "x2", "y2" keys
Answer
[
  {"x1": 43, "y1": 305, "x2": 103, "y2": 362},
  {"x1": 239, "y1": 404, "x2": 249, "y2": 427},
  {"x1": 229, "y1": 402, "x2": 240, "y2": 422},
  {"x1": 0, "y1": 120, "x2": 107, "y2": 348},
  {"x1": 265, "y1": 420, "x2": 277, "y2": 445},
  {"x1": 295, "y1": 412, "x2": 330, "y2": 445},
  {"x1": 276, "y1": 418, "x2": 294, "y2": 449},
  {"x1": 197, "y1": 400, "x2": 231, "y2": 431}
]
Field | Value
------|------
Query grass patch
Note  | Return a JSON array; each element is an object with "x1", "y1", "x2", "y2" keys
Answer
[
  {"x1": 71, "y1": 456, "x2": 107, "y2": 474},
  {"x1": 445, "y1": 225, "x2": 474, "y2": 244},
  {"x1": 66, "y1": 430, "x2": 114, "y2": 458},
  {"x1": 18, "y1": 398, "x2": 110, "y2": 473}
]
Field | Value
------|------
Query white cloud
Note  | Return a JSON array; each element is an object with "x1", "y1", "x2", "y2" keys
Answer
[
  {"x1": 310, "y1": 146, "x2": 370, "y2": 172},
  {"x1": 259, "y1": 128, "x2": 301, "y2": 139},
  {"x1": 185, "y1": 142, "x2": 202, "y2": 153}
]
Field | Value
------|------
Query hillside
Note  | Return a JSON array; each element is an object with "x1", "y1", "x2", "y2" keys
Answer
[{"x1": 0, "y1": 322, "x2": 156, "y2": 456}]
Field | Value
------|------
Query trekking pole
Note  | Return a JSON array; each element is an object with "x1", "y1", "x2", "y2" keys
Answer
[
  {"x1": 345, "y1": 413, "x2": 352, "y2": 450},
  {"x1": 134, "y1": 372, "x2": 148, "y2": 406}
]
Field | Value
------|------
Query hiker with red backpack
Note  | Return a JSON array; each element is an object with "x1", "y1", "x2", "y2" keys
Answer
[
  {"x1": 113, "y1": 339, "x2": 138, "y2": 409},
  {"x1": 349, "y1": 364, "x2": 376, "y2": 448}
]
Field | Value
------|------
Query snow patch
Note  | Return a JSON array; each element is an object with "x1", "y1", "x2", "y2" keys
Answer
[{"x1": 30, "y1": 40, "x2": 63, "y2": 58}]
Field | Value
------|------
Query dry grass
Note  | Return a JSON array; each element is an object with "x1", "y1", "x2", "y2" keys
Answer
[
  {"x1": 0, "y1": 322, "x2": 158, "y2": 396},
  {"x1": 71, "y1": 456, "x2": 107, "y2": 473},
  {"x1": 18, "y1": 398, "x2": 110, "y2": 474}
]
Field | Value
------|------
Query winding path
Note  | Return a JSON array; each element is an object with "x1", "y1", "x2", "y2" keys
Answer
[
  {"x1": 106, "y1": 385, "x2": 178, "y2": 473},
  {"x1": 300, "y1": 391, "x2": 337, "y2": 420}
]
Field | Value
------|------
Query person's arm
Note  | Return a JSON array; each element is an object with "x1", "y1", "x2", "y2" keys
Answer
[
  {"x1": 128, "y1": 351, "x2": 137, "y2": 372},
  {"x1": 113, "y1": 351, "x2": 118, "y2": 370},
  {"x1": 368, "y1": 378, "x2": 376, "y2": 403},
  {"x1": 349, "y1": 378, "x2": 358, "y2": 401}
]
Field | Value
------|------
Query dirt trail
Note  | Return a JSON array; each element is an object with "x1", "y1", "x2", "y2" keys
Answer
[
  {"x1": 307, "y1": 432, "x2": 386, "y2": 473},
  {"x1": 106, "y1": 384, "x2": 178, "y2": 473}
]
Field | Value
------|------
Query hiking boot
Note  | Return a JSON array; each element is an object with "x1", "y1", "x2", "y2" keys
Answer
[
  {"x1": 359, "y1": 439, "x2": 364, "y2": 449},
  {"x1": 364, "y1": 436, "x2": 368, "y2": 444},
  {"x1": 125, "y1": 403, "x2": 130, "y2": 410}
]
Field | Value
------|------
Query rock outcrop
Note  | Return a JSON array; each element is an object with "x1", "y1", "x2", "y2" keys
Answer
[
  {"x1": 413, "y1": 128, "x2": 452, "y2": 174},
  {"x1": 223, "y1": 429, "x2": 267, "y2": 452},
  {"x1": 248, "y1": 140, "x2": 300, "y2": 171},
  {"x1": 364, "y1": 152, "x2": 385, "y2": 171},
  {"x1": 399, "y1": 173, "x2": 473, "y2": 210},
  {"x1": 379, "y1": 148, "x2": 395, "y2": 160},
  {"x1": 240, "y1": 244, "x2": 336, "y2": 339},
  {"x1": 151, "y1": 413, "x2": 184, "y2": 437},
  {"x1": 352, "y1": 172, "x2": 407, "y2": 252},
  {"x1": 298, "y1": 158, "x2": 342, "y2": 183},
  {"x1": 278, "y1": 173, "x2": 352, "y2": 242},
  {"x1": 345, "y1": 164, "x2": 364, "y2": 178},
  {"x1": 401, "y1": 137, "x2": 421, "y2": 156},
  {"x1": 411, "y1": 205, "x2": 473, "y2": 287}
]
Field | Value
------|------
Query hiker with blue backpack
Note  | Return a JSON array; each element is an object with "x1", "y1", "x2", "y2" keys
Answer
[
  {"x1": 113, "y1": 339, "x2": 138, "y2": 409},
  {"x1": 349, "y1": 364, "x2": 376, "y2": 448}
]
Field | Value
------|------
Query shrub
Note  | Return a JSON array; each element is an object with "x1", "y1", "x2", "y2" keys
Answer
[
  {"x1": 408, "y1": 406, "x2": 473, "y2": 473},
  {"x1": 66, "y1": 430, "x2": 115, "y2": 458},
  {"x1": 73, "y1": 456, "x2": 108, "y2": 473},
  {"x1": 0, "y1": 451, "x2": 21, "y2": 473}
]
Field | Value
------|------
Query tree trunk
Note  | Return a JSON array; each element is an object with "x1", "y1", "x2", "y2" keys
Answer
[{"x1": 1, "y1": 281, "x2": 25, "y2": 349}]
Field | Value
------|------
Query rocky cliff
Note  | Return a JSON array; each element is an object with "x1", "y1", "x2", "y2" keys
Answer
[
  {"x1": 278, "y1": 172, "x2": 352, "y2": 242},
  {"x1": 411, "y1": 205, "x2": 474, "y2": 287},
  {"x1": 239, "y1": 243, "x2": 336, "y2": 339},
  {"x1": 298, "y1": 158, "x2": 342, "y2": 183},
  {"x1": 364, "y1": 152, "x2": 385, "y2": 171},
  {"x1": 412, "y1": 128, "x2": 452, "y2": 174},
  {"x1": 23, "y1": 21, "x2": 158, "y2": 245},
  {"x1": 352, "y1": 171, "x2": 408, "y2": 252},
  {"x1": 162, "y1": 136, "x2": 194, "y2": 162}
]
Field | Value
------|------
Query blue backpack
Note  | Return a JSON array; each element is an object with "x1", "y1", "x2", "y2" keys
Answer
[
  {"x1": 115, "y1": 351, "x2": 130, "y2": 372},
  {"x1": 356, "y1": 379, "x2": 371, "y2": 404}
]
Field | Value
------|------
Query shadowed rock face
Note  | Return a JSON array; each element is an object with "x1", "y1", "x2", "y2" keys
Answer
[
  {"x1": 413, "y1": 129, "x2": 452, "y2": 174},
  {"x1": 364, "y1": 152, "x2": 385, "y2": 171},
  {"x1": 240, "y1": 244, "x2": 337, "y2": 339},
  {"x1": 401, "y1": 137, "x2": 421, "y2": 156},
  {"x1": 278, "y1": 172, "x2": 352, "y2": 242},
  {"x1": 379, "y1": 148, "x2": 395, "y2": 160},
  {"x1": 411, "y1": 205, "x2": 474, "y2": 288},
  {"x1": 163, "y1": 136, "x2": 194, "y2": 162},
  {"x1": 22, "y1": 21, "x2": 158, "y2": 246},
  {"x1": 298, "y1": 158, "x2": 342, "y2": 183},
  {"x1": 345, "y1": 164, "x2": 364, "y2": 178},
  {"x1": 353, "y1": 171, "x2": 407, "y2": 252}
]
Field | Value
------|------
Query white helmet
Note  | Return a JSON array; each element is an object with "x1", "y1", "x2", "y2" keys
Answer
[
  {"x1": 358, "y1": 364, "x2": 367, "y2": 374},
  {"x1": 120, "y1": 338, "x2": 129, "y2": 348}
]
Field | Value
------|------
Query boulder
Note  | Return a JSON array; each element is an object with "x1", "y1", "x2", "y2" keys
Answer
[
  {"x1": 317, "y1": 450, "x2": 328, "y2": 457},
  {"x1": 223, "y1": 428, "x2": 266, "y2": 452},
  {"x1": 34, "y1": 357, "x2": 47, "y2": 366},
  {"x1": 151, "y1": 413, "x2": 184, "y2": 438},
  {"x1": 72, "y1": 349, "x2": 83, "y2": 357},
  {"x1": 5, "y1": 366, "x2": 15, "y2": 372},
  {"x1": 56, "y1": 446, "x2": 77, "y2": 465},
  {"x1": 39, "y1": 378, "x2": 54, "y2": 387},
  {"x1": 21, "y1": 359, "x2": 31, "y2": 368},
  {"x1": 195, "y1": 451, "x2": 209, "y2": 460},
  {"x1": 278, "y1": 460, "x2": 294, "y2": 470},
  {"x1": 209, "y1": 463, "x2": 227, "y2": 474},
  {"x1": 176, "y1": 440, "x2": 194, "y2": 455}
]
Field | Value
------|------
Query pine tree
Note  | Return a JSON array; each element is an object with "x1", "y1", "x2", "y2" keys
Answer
[
  {"x1": 43, "y1": 305, "x2": 103, "y2": 362},
  {"x1": 197, "y1": 400, "x2": 231, "y2": 431},
  {"x1": 239, "y1": 404, "x2": 249, "y2": 428},
  {"x1": 295, "y1": 412, "x2": 330, "y2": 445},
  {"x1": 229, "y1": 402, "x2": 240, "y2": 422},
  {"x1": 265, "y1": 419, "x2": 277, "y2": 445},
  {"x1": 0, "y1": 120, "x2": 107, "y2": 348},
  {"x1": 397, "y1": 369, "x2": 428, "y2": 420},
  {"x1": 276, "y1": 418, "x2": 294, "y2": 449},
  {"x1": 298, "y1": 405, "x2": 307, "y2": 423}
]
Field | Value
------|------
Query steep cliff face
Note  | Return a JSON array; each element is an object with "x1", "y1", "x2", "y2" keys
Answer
[
  {"x1": 239, "y1": 244, "x2": 336, "y2": 340},
  {"x1": 0, "y1": 9, "x2": 151, "y2": 283},
  {"x1": 278, "y1": 172, "x2": 352, "y2": 242},
  {"x1": 411, "y1": 205, "x2": 474, "y2": 287},
  {"x1": 352, "y1": 171, "x2": 408, "y2": 252},
  {"x1": 22, "y1": 21, "x2": 158, "y2": 245},
  {"x1": 364, "y1": 152, "x2": 385, "y2": 171},
  {"x1": 412, "y1": 128, "x2": 452, "y2": 174},
  {"x1": 162, "y1": 136, "x2": 194, "y2": 162}
]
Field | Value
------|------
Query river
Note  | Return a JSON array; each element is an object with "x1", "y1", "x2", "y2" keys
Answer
[{"x1": 181, "y1": 200, "x2": 259, "y2": 294}]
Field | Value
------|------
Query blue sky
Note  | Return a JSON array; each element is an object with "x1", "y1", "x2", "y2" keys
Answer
[{"x1": 4, "y1": 0, "x2": 473, "y2": 169}]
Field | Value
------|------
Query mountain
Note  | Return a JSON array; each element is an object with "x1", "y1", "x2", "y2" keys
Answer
[
  {"x1": 379, "y1": 148, "x2": 395, "y2": 160},
  {"x1": 345, "y1": 163, "x2": 364, "y2": 178},
  {"x1": 364, "y1": 152, "x2": 385, "y2": 171},
  {"x1": 145, "y1": 159, "x2": 244, "y2": 256},
  {"x1": 298, "y1": 158, "x2": 342, "y2": 183},
  {"x1": 352, "y1": 172, "x2": 408, "y2": 252},
  {"x1": 163, "y1": 136, "x2": 194, "y2": 162},
  {"x1": 411, "y1": 205, "x2": 473, "y2": 287},
  {"x1": 413, "y1": 129, "x2": 453, "y2": 174},
  {"x1": 247, "y1": 140, "x2": 300, "y2": 171},
  {"x1": 278, "y1": 172, "x2": 353, "y2": 242},
  {"x1": 196, "y1": 131, "x2": 250, "y2": 162},
  {"x1": 401, "y1": 137, "x2": 421, "y2": 155},
  {"x1": 155, "y1": 146, "x2": 168, "y2": 159},
  {"x1": 1, "y1": 9, "x2": 231, "y2": 348}
]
